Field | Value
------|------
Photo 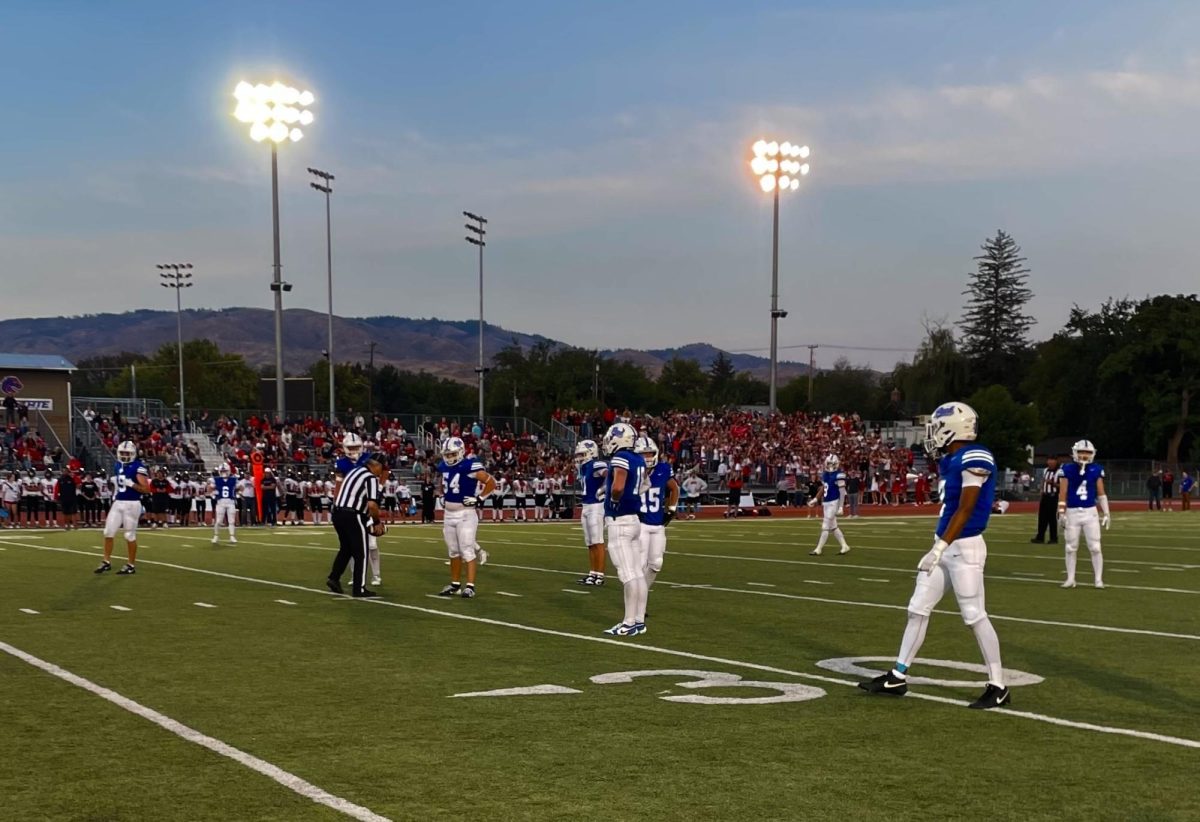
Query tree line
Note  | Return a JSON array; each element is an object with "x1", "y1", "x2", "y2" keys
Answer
[{"x1": 71, "y1": 229, "x2": 1198, "y2": 466}]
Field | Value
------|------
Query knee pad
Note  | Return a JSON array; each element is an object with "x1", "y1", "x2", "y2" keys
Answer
[
  {"x1": 124, "y1": 530, "x2": 137, "y2": 542},
  {"x1": 1064, "y1": 543, "x2": 1078, "y2": 554},
  {"x1": 1089, "y1": 545, "x2": 1102, "y2": 555},
  {"x1": 960, "y1": 601, "x2": 986, "y2": 626},
  {"x1": 647, "y1": 559, "x2": 663, "y2": 574},
  {"x1": 446, "y1": 540, "x2": 461, "y2": 560},
  {"x1": 460, "y1": 544, "x2": 477, "y2": 563},
  {"x1": 616, "y1": 563, "x2": 641, "y2": 584}
]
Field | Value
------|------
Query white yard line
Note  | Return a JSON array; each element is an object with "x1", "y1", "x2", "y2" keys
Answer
[
  {"x1": 18, "y1": 608, "x2": 38, "y2": 615},
  {"x1": 194, "y1": 602, "x2": 217, "y2": 608},
  {"x1": 858, "y1": 578, "x2": 890, "y2": 583},
  {"x1": 0, "y1": 641, "x2": 391, "y2": 821},
  {"x1": 561, "y1": 589, "x2": 589, "y2": 595},
  {"x1": 275, "y1": 599, "x2": 297, "y2": 605},
  {"x1": 110, "y1": 605, "x2": 131, "y2": 612},
  {"x1": 746, "y1": 582, "x2": 776, "y2": 588},
  {"x1": 13, "y1": 542, "x2": 1200, "y2": 752},
  {"x1": 495, "y1": 592, "x2": 523, "y2": 598},
  {"x1": 804, "y1": 580, "x2": 834, "y2": 585}
]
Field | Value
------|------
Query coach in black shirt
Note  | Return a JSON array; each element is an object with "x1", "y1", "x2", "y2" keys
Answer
[
  {"x1": 421, "y1": 476, "x2": 436, "y2": 524},
  {"x1": 326, "y1": 455, "x2": 387, "y2": 598},
  {"x1": 1031, "y1": 457, "x2": 1060, "y2": 544}
]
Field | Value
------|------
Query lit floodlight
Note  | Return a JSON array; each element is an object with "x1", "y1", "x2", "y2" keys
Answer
[
  {"x1": 760, "y1": 175, "x2": 776, "y2": 192},
  {"x1": 298, "y1": 90, "x2": 314, "y2": 106},
  {"x1": 767, "y1": 158, "x2": 779, "y2": 173},
  {"x1": 269, "y1": 122, "x2": 288, "y2": 142},
  {"x1": 750, "y1": 156, "x2": 768, "y2": 175},
  {"x1": 779, "y1": 175, "x2": 791, "y2": 188},
  {"x1": 750, "y1": 138, "x2": 810, "y2": 195},
  {"x1": 233, "y1": 80, "x2": 314, "y2": 143},
  {"x1": 289, "y1": 128, "x2": 303, "y2": 142},
  {"x1": 798, "y1": 145, "x2": 810, "y2": 159},
  {"x1": 250, "y1": 122, "x2": 269, "y2": 142},
  {"x1": 800, "y1": 163, "x2": 810, "y2": 175},
  {"x1": 766, "y1": 141, "x2": 779, "y2": 156},
  {"x1": 790, "y1": 178, "x2": 800, "y2": 190},
  {"x1": 234, "y1": 81, "x2": 254, "y2": 101},
  {"x1": 753, "y1": 139, "x2": 768, "y2": 156},
  {"x1": 299, "y1": 109, "x2": 314, "y2": 125},
  {"x1": 780, "y1": 141, "x2": 793, "y2": 155}
]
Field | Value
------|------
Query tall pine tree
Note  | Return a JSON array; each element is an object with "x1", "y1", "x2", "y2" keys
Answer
[{"x1": 959, "y1": 229, "x2": 1034, "y2": 391}]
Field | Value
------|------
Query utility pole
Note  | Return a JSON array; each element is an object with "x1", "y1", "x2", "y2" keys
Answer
[
  {"x1": 307, "y1": 167, "x2": 336, "y2": 424},
  {"x1": 807, "y1": 344, "x2": 819, "y2": 405},
  {"x1": 463, "y1": 211, "x2": 488, "y2": 424},
  {"x1": 157, "y1": 263, "x2": 193, "y2": 426},
  {"x1": 366, "y1": 341, "x2": 378, "y2": 420}
]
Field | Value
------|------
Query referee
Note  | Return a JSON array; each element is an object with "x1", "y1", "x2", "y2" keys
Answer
[
  {"x1": 326, "y1": 455, "x2": 387, "y2": 598},
  {"x1": 1030, "y1": 456, "x2": 1061, "y2": 544}
]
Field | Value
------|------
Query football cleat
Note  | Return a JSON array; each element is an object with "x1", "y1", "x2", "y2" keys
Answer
[
  {"x1": 94, "y1": 561, "x2": 112, "y2": 575},
  {"x1": 211, "y1": 536, "x2": 218, "y2": 545},
  {"x1": 1060, "y1": 580, "x2": 1076, "y2": 589},
  {"x1": 577, "y1": 574, "x2": 596, "y2": 585},
  {"x1": 461, "y1": 585, "x2": 476, "y2": 599},
  {"x1": 325, "y1": 577, "x2": 343, "y2": 594},
  {"x1": 968, "y1": 683, "x2": 1011, "y2": 710},
  {"x1": 352, "y1": 588, "x2": 380, "y2": 599},
  {"x1": 116, "y1": 564, "x2": 136, "y2": 575},
  {"x1": 438, "y1": 584, "x2": 461, "y2": 597},
  {"x1": 603, "y1": 622, "x2": 639, "y2": 636},
  {"x1": 809, "y1": 548, "x2": 822, "y2": 556},
  {"x1": 838, "y1": 546, "x2": 851, "y2": 555},
  {"x1": 1094, "y1": 581, "x2": 1105, "y2": 589},
  {"x1": 631, "y1": 622, "x2": 647, "y2": 635},
  {"x1": 230, "y1": 537, "x2": 238, "y2": 544},
  {"x1": 371, "y1": 576, "x2": 382, "y2": 586},
  {"x1": 858, "y1": 671, "x2": 908, "y2": 697},
  {"x1": 477, "y1": 549, "x2": 489, "y2": 566}
]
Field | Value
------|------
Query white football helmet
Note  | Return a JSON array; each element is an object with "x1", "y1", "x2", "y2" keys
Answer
[
  {"x1": 218, "y1": 463, "x2": 231, "y2": 477},
  {"x1": 574, "y1": 439, "x2": 599, "y2": 465},
  {"x1": 116, "y1": 441, "x2": 137, "y2": 463},
  {"x1": 634, "y1": 436, "x2": 659, "y2": 468},
  {"x1": 442, "y1": 436, "x2": 466, "y2": 466},
  {"x1": 1072, "y1": 439, "x2": 1097, "y2": 465},
  {"x1": 923, "y1": 401, "x2": 978, "y2": 458},
  {"x1": 342, "y1": 432, "x2": 364, "y2": 460},
  {"x1": 601, "y1": 423, "x2": 636, "y2": 456},
  {"x1": 824, "y1": 454, "x2": 840, "y2": 472}
]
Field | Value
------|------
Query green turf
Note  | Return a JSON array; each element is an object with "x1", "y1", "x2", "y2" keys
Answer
[{"x1": 0, "y1": 512, "x2": 1197, "y2": 821}]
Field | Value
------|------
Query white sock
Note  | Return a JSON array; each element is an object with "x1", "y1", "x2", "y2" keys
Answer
[
  {"x1": 814, "y1": 530, "x2": 830, "y2": 552},
  {"x1": 1065, "y1": 549, "x2": 1077, "y2": 583},
  {"x1": 972, "y1": 617, "x2": 1005, "y2": 686},
  {"x1": 896, "y1": 612, "x2": 929, "y2": 670},
  {"x1": 834, "y1": 528, "x2": 848, "y2": 549},
  {"x1": 1090, "y1": 548, "x2": 1103, "y2": 584},
  {"x1": 623, "y1": 577, "x2": 646, "y2": 625},
  {"x1": 369, "y1": 545, "x2": 381, "y2": 578}
]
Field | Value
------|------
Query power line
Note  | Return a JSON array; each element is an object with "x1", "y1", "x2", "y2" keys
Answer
[{"x1": 726, "y1": 342, "x2": 918, "y2": 355}]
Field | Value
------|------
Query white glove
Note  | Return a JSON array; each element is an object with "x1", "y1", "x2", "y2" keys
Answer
[
  {"x1": 1100, "y1": 514, "x2": 1111, "y2": 530},
  {"x1": 1057, "y1": 505, "x2": 1067, "y2": 528},
  {"x1": 807, "y1": 497, "x2": 818, "y2": 507},
  {"x1": 463, "y1": 496, "x2": 478, "y2": 507},
  {"x1": 837, "y1": 507, "x2": 845, "y2": 517},
  {"x1": 918, "y1": 539, "x2": 949, "y2": 574}
]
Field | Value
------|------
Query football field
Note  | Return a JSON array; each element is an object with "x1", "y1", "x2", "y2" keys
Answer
[{"x1": 1, "y1": 511, "x2": 1197, "y2": 821}]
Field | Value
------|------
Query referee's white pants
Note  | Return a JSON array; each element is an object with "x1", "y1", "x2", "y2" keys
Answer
[{"x1": 443, "y1": 507, "x2": 480, "y2": 562}]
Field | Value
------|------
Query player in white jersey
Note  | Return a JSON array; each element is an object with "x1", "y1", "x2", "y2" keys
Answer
[
  {"x1": 397, "y1": 480, "x2": 413, "y2": 523},
  {"x1": 210, "y1": 464, "x2": 239, "y2": 544},
  {"x1": 532, "y1": 472, "x2": 550, "y2": 521},
  {"x1": 809, "y1": 454, "x2": 851, "y2": 556},
  {"x1": 490, "y1": 476, "x2": 508, "y2": 522},
  {"x1": 41, "y1": 472, "x2": 58, "y2": 528},
  {"x1": 512, "y1": 477, "x2": 528, "y2": 522},
  {"x1": 382, "y1": 476, "x2": 399, "y2": 524}
]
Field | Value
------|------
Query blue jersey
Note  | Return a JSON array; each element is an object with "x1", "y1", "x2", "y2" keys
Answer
[
  {"x1": 639, "y1": 462, "x2": 674, "y2": 526},
  {"x1": 935, "y1": 445, "x2": 995, "y2": 540},
  {"x1": 213, "y1": 476, "x2": 238, "y2": 501},
  {"x1": 438, "y1": 457, "x2": 484, "y2": 504},
  {"x1": 578, "y1": 459, "x2": 608, "y2": 505},
  {"x1": 335, "y1": 453, "x2": 370, "y2": 477},
  {"x1": 112, "y1": 460, "x2": 148, "y2": 502},
  {"x1": 1060, "y1": 462, "x2": 1104, "y2": 509},
  {"x1": 821, "y1": 470, "x2": 846, "y2": 503},
  {"x1": 604, "y1": 449, "x2": 646, "y2": 518},
  {"x1": 1182, "y1": 476, "x2": 1195, "y2": 494}
]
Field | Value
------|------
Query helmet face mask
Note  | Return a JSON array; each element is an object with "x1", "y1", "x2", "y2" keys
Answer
[
  {"x1": 342, "y1": 433, "x2": 364, "y2": 460},
  {"x1": 218, "y1": 463, "x2": 231, "y2": 477},
  {"x1": 1072, "y1": 439, "x2": 1097, "y2": 465},
  {"x1": 116, "y1": 440, "x2": 137, "y2": 463},
  {"x1": 923, "y1": 402, "x2": 979, "y2": 459},
  {"x1": 634, "y1": 436, "x2": 659, "y2": 468},
  {"x1": 442, "y1": 437, "x2": 465, "y2": 466},
  {"x1": 824, "y1": 454, "x2": 839, "y2": 472}
]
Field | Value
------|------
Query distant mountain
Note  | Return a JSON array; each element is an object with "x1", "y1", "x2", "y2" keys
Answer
[{"x1": 0, "y1": 309, "x2": 811, "y2": 383}]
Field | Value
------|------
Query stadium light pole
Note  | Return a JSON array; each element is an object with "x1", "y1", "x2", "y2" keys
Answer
[
  {"x1": 308, "y1": 166, "x2": 336, "y2": 424},
  {"x1": 464, "y1": 211, "x2": 488, "y2": 423},
  {"x1": 158, "y1": 264, "x2": 193, "y2": 426},
  {"x1": 232, "y1": 80, "x2": 315, "y2": 423},
  {"x1": 750, "y1": 139, "x2": 810, "y2": 412}
]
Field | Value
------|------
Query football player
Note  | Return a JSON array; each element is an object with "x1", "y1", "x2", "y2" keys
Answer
[
  {"x1": 435, "y1": 437, "x2": 496, "y2": 598},
  {"x1": 636, "y1": 437, "x2": 678, "y2": 616},
  {"x1": 859, "y1": 402, "x2": 1010, "y2": 710},
  {"x1": 574, "y1": 439, "x2": 609, "y2": 585},
  {"x1": 210, "y1": 463, "x2": 239, "y2": 544},
  {"x1": 96, "y1": 441, "x2": 153, "y2": 575},
  {"x1": 532, "y1": 470, "x2": 550, "y2": 522},
  {"x1": 809, "y1": 454, "x2": 851, "y2": 556},
  {"x1": 1057, "y1": 439, "x2": 1109, "y2": 589},
  {"x1": 602, "y1": 423, "x2": 648, "y2": 637}
]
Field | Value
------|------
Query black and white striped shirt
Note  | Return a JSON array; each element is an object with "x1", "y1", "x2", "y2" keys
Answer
[
  {"x1": 1042, "y1": 467, "x2": 1061, "y2": 496},
  {"x1": 334, "y1": 466, "x2": 379, "y2": 514}
]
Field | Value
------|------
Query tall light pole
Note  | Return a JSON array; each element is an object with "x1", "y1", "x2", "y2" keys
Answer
[
  {"x1": 750, "y1": 139, "x2": 810, "y2": 412},
  {"x1": 232, "y1": 80, "x2": 315, "y2": 423},
  {"x1": 308, "y1": 166, "x2": 336, "y2": 424},
  {"x1": 464, "y1": 211, "x2": 488, "y2": 423},
  {"x1": 158, "y1": 263, "x2": 193, "y2": 425}
]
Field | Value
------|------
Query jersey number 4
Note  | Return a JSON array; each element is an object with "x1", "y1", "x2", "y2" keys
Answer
[{"x1": 1076, "y1": 482, "x2": 1089, "y2": 501}]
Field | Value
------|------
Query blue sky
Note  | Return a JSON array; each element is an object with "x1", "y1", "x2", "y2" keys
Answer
[{"x1": 2, "y1": 1, "x2": 1198, "y2": 368}]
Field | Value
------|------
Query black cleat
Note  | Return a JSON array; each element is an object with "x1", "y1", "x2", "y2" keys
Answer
[
  {"x1": 352, "y1": 588, "x2": 380, "y2": 598},
  {"x1": 1029, "y1": 537, "x2": 1044, "y2": 544},
  {"x1": 968, "y1": 683, "x2": 1011, "y2": 710},
  {"x1": 858, "y1": 671, "x2": 908, "y2": 697},
  {"x1": 116, "y1": 564, "x2": 136, "y2": 575},
  {"x1": 325, "y1": 577, "x2": 343, "y2": 594},
  {"x1": 438, "y1": 584, "x2": 461, "y2": 597},
  {"x1": 461, "y1": 585, "x2": 476, "y2": 599},
  {"x1": 94, "y1": 561, "x2": 112, "y2": 574},
  {"x1": 577, "y1": 574, "x2": 595, "y2": 585}
]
